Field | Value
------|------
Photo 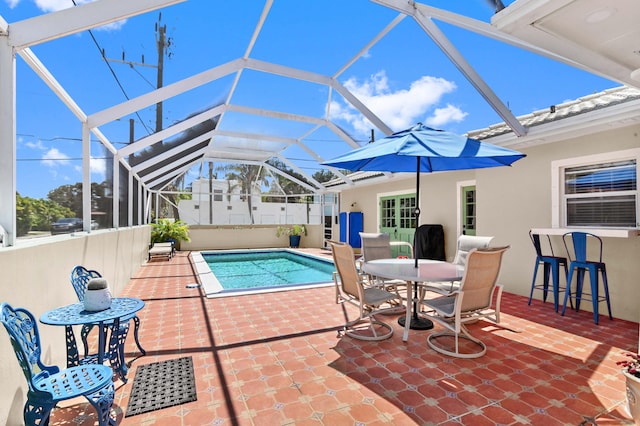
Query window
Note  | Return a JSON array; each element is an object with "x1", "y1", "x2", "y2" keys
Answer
[
  {"x1": 213, "y1": 189, "x2": 223, "y2": 202},
  {"x1": 552, "y1": 149, "x2": 639, "y2": 229}
]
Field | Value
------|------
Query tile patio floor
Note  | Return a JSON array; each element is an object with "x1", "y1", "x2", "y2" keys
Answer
[{"x1": 49, "y1": 250, "x2": 638, "y2": 425}]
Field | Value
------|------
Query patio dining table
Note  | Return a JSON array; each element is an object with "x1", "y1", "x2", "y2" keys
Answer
[
  {"x1": 362, "y1": 258, "x2": 464, "y2": 342},
  {"x1": 40, "y1": 297, "x2": 144, "y2": 383}
]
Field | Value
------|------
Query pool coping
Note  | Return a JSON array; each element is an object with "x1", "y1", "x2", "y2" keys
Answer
[{"x1": 190, "y1": 248, "x2": 335, "y2": 298}]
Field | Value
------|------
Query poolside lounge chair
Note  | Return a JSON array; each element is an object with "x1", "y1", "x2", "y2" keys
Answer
[
  {"x1": 148, "y1": 241, "x2": 174, "y2": 260},
  {"x1": 420, "y1": 246, "x2": 508, "y2": 358},
  {"x1": 331, "y1": 242, "x2": 400, "y2": 341}
]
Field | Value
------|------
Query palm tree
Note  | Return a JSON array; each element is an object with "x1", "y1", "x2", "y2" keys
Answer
[{"x1": 216, "y1": 163, "x2": 270, "y2": 224}]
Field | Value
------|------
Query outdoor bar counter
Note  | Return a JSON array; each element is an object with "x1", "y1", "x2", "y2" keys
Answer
[{"x1": 530, "y1": 228, "x2": 639, "y2": 238}]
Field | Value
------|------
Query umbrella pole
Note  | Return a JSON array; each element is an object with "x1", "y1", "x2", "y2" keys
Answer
[{"x1": 397, "y1": 156, "x2": 434, "y2": 331}]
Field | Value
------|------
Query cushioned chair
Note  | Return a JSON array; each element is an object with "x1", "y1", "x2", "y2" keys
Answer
[
  {"x1": 71, "y1": 265, "x2": 145, "y2": 357},
  {"x1": 561, "y1": 232, "x2": 612, "y2": 324},
  {"x1": 528, "y1": 230, "x2": 569, "y2": 312},
  {"x1": 359, "y1": 232, "x2": 413, "y2": 293},
  {"x1": 422, "y1": 234, "x2": 494, "y2": 295},
  {"x1": 1, "y1": 302, "x2": 116, "y2": 426},
  {"x1": 420, "y1": 246, "x2": 509, "y2": 358},
  {"x1": 453, "y1": 235, "x2": 495, "y2": 266},
  {"x1": 331, "y1": 242, "x2": 400, "y2": 341}
]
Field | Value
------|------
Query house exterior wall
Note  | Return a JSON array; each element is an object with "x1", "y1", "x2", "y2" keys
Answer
[
  {"x1": 0, "y1": 226, "x2": 150, "y2": 426},
  {"x1": 336, "y1": 124, "x2": 640, "y2": 323}
]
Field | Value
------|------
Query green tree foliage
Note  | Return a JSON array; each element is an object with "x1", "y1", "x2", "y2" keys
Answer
[
  {"x1": 216, "y1": 163, "x2": 270, "y2": 224},
  {"x1": 47, "y1": 182, "x2": 112, "y2": 221},
  {"x1": 47, "y1": 183, "x2": 83, "y2": 217},
  {"x1": 312, "y1": 169, "x2": 336, "y2": 183},
  {"x1": 16, "y1": 192, "x2": 74, "y2": 236}
]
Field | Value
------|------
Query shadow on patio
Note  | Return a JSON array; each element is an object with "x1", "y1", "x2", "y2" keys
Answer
[{"x1": 47, "y1": 251, "x2": 636, "y2": 425}]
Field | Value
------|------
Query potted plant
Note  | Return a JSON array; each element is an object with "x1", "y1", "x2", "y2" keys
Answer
[
  {"x1": 618, "y1": 352, "x2": 640, "y2": 423},
  {"x1": 276, "y1": 224, "x2": 307, "y2": 248},
  {"x1": 150, "y1": 218, "x2": 191, "y2": 250}
]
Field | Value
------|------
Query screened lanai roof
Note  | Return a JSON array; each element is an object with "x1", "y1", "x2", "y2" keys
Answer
[{"x1": 1, "y1": 0, "x2": 640, "y2": 245}]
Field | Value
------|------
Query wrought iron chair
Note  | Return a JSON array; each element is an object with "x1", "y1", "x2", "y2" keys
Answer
[
  {"x1": 331, "y1": 242, "x2": 400, "y2": 341},
  {"x1": 420, "y1": 246, "x2": 509, "y2": 358},
  {"x1": 1, "y1": 302, "x2": 115, "y2": 426},
  {"x1": 528, "y1": 230, "x2": 569, "y2": 312},
  {"x1": 561, "y1": 232, "x2": 612, "y2": 324},
  {"x1": 70, "y1": 265, "x2": 146, "y2": 356}
]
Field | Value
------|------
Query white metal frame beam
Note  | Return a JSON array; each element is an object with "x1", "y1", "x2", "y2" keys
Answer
[{"x1": 8, "y1": 0, "x2": 186, "y2": 49}]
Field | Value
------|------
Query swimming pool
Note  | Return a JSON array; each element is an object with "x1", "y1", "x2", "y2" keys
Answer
[{"x1": 192, "y1": 249, "x2": 335, "y2": 297}]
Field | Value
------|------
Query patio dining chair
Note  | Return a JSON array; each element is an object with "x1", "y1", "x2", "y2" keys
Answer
[
  {"x1": 331, "y1": 242, "x2": 400, "y2": 341},
  {"x1": 1, "y1": 302, "x2": 116, "y2": 426},
  {"x1": 420, "y1": 246, "x2": 509, "y2": 358},
  {"x1": 70, "y1": 266, "x2": 146, "y2": 365},
  {"x1": 359, "y1": 232, "x2": 413, "y2": 294},
  {"x1": 422, "y1": 234, "x2": 494, "y2": 295}
]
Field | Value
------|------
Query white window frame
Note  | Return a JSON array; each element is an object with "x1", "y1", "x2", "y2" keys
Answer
[{"x1": 551, "y1": 148, "x2": 640, "y2": 229}]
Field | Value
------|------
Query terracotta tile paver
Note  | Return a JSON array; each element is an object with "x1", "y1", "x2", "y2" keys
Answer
[{"x1": 47, "y1": 249, "x2": 637, "y2": 425}]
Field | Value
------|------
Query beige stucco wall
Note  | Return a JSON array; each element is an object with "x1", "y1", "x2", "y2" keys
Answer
[
  {"x1": 0, "y1": 226, "x2": 151, "y2": 426},
  {"x1": 181, "y1": 224, "x2": 325, "y2": 250},
  {"x1": 336, "y1": 124, "x2": 640, "y2": 324}
]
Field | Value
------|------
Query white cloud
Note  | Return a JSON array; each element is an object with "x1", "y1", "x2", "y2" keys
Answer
[
  {"x1": 425, "y1": 104, "x2": 467, "y2": 128},
  {"x1": 97, "y1": 20, "x2": 126, "y2": 31},
  {"x1": 330, "y1": 71, "x2": 466, "y2": 136},
  {"x1": 5, "y1": 0, "x2": 20, "y2": 8},
  {"x1": 90, "y1": 156, "x2": 106, "y2": 177},
  {"x1": 42, "y1": 148, "x2": 69, "y2": 167},
  {"x1": 25, "y1": 139, "x2": 46, "y2": 150}
]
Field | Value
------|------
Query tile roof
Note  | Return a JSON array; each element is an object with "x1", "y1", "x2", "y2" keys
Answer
[{"x1": 466, "y1": 85, "x2": 640, "y2": 140}]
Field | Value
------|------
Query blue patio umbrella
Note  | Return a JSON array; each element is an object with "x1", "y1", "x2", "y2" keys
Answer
[{"x1": 322, "y1": 123, "x2": 526, "y2": 329}]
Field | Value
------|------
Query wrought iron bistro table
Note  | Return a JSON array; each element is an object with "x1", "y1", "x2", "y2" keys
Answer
[
  {"x1": 362, "y1": 259, "x2": 464, "y2": 342},
  {"x1": 40, "y1": 297, "x2": 144, "y2": 383}
]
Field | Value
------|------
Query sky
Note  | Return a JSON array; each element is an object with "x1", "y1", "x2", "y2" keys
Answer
[{"x1": 1, "y1": 0, "x2": 618, "y2": 199}]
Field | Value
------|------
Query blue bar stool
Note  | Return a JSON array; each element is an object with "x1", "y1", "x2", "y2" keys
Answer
[
  {"x1": 528, "y1": 231, "x2": 569, "y2": 312},
  {"x1": 561, "y1": 232, "x2": 613, "y2": 324}
]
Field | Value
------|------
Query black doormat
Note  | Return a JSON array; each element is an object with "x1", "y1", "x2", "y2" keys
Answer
[{"x1": 126, "y1": 356, "x2": 197, "y2": 417}]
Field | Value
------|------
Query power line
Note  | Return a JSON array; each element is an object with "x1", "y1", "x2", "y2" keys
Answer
[{"x1": 70, "y1": 0, "x2": 154, "y2": 136}]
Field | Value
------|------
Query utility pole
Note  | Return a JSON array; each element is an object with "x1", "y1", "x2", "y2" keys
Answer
[
  {"x1": 103, "y1": 13, "x2": 168, "y2": 140},
  {"x1": 155, "y1": 15, "x2": 166, "y2": 135}
]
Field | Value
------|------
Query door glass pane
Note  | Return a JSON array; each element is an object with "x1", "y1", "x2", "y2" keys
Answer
[
  {"x1": 398, "y1": 196, "x2": 416, "y2": 229},
  {"x1": 381, "y1": 198, "x2": 395, "y2": 227},
  {"x1": 463, "y1": 186, "x2": 476, "y2": 235}
]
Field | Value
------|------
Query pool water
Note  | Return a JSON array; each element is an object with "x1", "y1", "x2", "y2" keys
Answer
[{"x1": 202, "y1": 250, "x2": 335, "y2": 292}]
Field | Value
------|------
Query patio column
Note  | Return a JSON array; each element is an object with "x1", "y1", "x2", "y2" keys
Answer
[
  {"x1": 112, "y1": 154, "x2": 119, "y2": 228},
  {"x1": 0, "y1": 28, "x2": 16, "y2": 247},
  {"x1": 82, "y1": 123, "x2": 91, "y2": 232}
]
